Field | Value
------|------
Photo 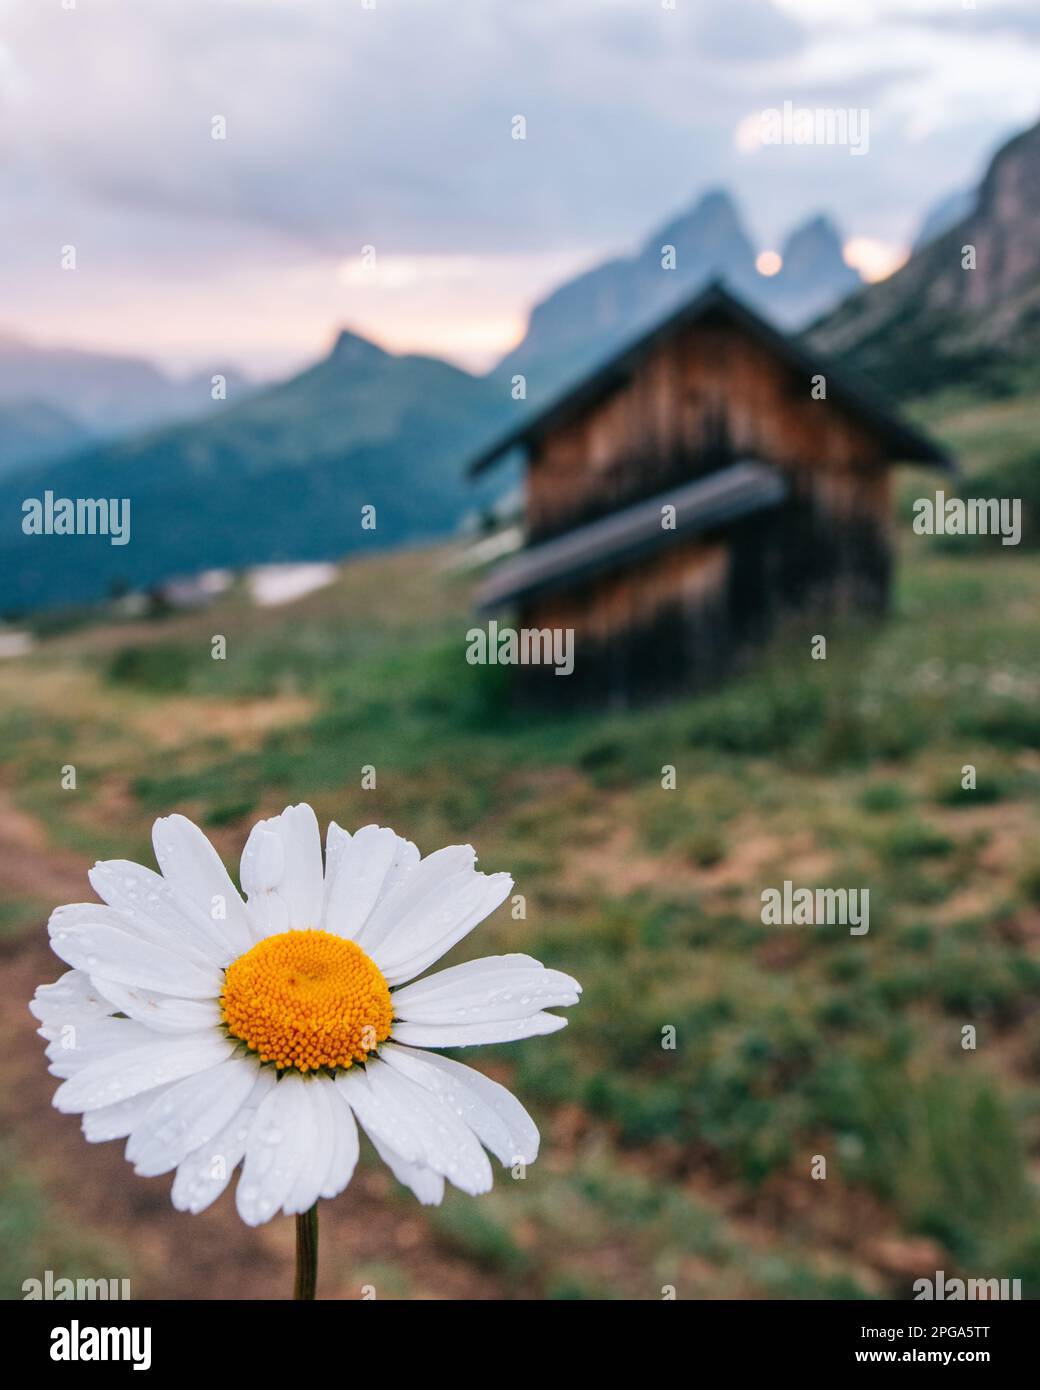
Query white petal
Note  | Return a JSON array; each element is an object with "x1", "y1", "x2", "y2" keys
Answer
[
  {"x1": 368, "y1": 1135, "x2": 444, "y2": 1205},
  {"x1": 376, "y1": 842, "x2": 422, "y2": 907},
  {"x1": 322, "y1": 825, "x2": 415, "y2": 941},
  {"x1": 323, "y1": 821, "x2": 352, "y2": 892},
  {"x1": 375, "y1": 871, "x2": 513, "y2": 987},
  {"x1": 171, "y1": 1069, "x2": 275, "y2": 1214},
  {"x1": 89, "y1": 861, "x2": 230, "y2": 966},
  {"x1": 240, "y1": 823, "x2": 285, "y2": 895},
  {"x1": 342, "y1": 1057, "x2": 491, "y2": 1195},
  {"x1": 82, "y1": 1078, "x2": 175, "y2": 1145},
  {"x1": 49, "y1": 900, "x2": 217, "y2": 975},
  {"x1": 390, "y1": 1011, "x2": 569, "y2": 1048},
  {"x1": 322, "y1": 1087, "x2": 360, "y2": 1199},
  {"x1": 366, "y1": 859, "x2": 513, "y2": 985},
  {"x1": 45, "y1": 1017, "x2": 157, "y2": 1078},
  {"x1": 236, "y1": 1073, "x2": 314, "y2": 1226},
  {"x1": 355, "y1": 845, "x2": 475, "y2": 960},
  {"x1": 82, "y1": 1084, "x2": 176, "y2": 1143},
  {"x1": 49, "y1": 918, "x2": 220, "y2": 999},
  {"x1": 53, "y1": 1032, "x2": 234, "y2": 1113},
  {"x1": 335, "y1": 1065, "x2": 427, "y2": 1165},
  {"x1": 47, "y1": 901, "x2": 173, "y2": 959},
  {"x1": 126, "y1": 1056, "x2": 261, "y2": 1177},
  {"x1": 381, "y1": 1042, "x2": 539, "y2": 1166},
  {"x1": 240, "y1": 807, "x2": 323, "y2": 938},
  {"x1": 285, "y1": 1079, "x2": 335, "y2": 1215},
  {"x1": 391, "y1": 953, "x2": 581, "y2": 1024},
  {"x1": 151, "y1": 814, "x2": 253, "y2": 955},
  {"x1": 30, "y1": 970, "x2": 114, "y2": 1027},
  {"x1": 240, "y1": 824, "x2": 289, "y2": 940},
  {"x1": 91, "y1": 978, "x2": 223, "y2": 1035},
  {"x1": 245, "y1": 891, "x2": 290, "y2": 942},
  {"x1": 269, "y1": 804, "x2": 324, "y2": 930}
]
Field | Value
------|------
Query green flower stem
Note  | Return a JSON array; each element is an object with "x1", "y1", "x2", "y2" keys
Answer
[{"x1": 294, "y1": 1203, "x2": 319, "y2": 1300}]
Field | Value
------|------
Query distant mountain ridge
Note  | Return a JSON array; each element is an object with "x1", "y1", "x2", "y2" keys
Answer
[
  {"x1": 0, "y1": 332, "x2": 254, "y2": 457},
  {"x1": 809, "y1": 118, "x2": 1040, "y2": 398},
  {"x1": 913, "y1": 188, "x2": 976, "y2": 251},
  {"x1": 0, "y1": 400, "x2": 94, "y2": 477},
  {"x1": 0, "y1": 331, "x2": 510, "y2": 614},
  {"x1": 495, "y1": 189, "x2": 862, "y2": 399}
]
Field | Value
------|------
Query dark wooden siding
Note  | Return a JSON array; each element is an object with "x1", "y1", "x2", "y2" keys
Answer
[
  {"x1": 509, "y1": 309, "x2": 895, "y2": 706},
  {"x1": 515, "y1": 492, "x2": 889, "y2": 708},
  {"x1": 517, "y1": 536, "x2": 732, "y2": 706},
  {"x1": 525, "y1": 312, "x2": 889, "y2": 546}
]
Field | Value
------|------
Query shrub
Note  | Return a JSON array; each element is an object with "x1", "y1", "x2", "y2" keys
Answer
[
  {"x1": 878, "y1": 819, "x2": 955, "y2": 862},
  {"x1": 859, "y1": 781, "x2": 912, "y2": 814},
  {"x1": 106, "y1": 643, "x2": 194, "y2": 693}
]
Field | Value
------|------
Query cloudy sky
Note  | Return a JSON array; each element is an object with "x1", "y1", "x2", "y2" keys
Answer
[{"x1": 1, "y1": 0, "x2": 1036, "y2": 377}]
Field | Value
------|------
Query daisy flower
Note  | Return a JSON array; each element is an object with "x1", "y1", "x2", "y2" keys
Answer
[{"x1": 31, "y1": 806, "x2": 580, "y2": 1253}]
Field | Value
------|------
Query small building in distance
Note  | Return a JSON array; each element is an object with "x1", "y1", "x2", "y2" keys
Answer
[{"x1": 467, "y1": 282, "x2": 950, "y2": 706}]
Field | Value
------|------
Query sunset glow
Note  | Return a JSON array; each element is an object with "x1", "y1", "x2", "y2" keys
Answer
[{"x1": 842, "y1": 237, "x2": 910, "y2": 283}]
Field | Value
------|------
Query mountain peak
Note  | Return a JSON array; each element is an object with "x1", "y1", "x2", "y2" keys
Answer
[
  {"x1": 808, "y1": 114, "x2": 1040, "y2": 397},
  {"x1": 328, "y1": 328, "x2": 389, "y2": 368},
  {"x1": 768, "y1": 213, "x2": 860, "y2": 324},
  {"x1": 783, "y1": 213, "x2": 840, "y2": 246},
  {"x1": 975, "y1": 115, "x2": 1040, "y2": 226},
  {"x1": 691, "y1": 186, "x2": 740, "y2": 216},
  {"x1": 780, "y1": 214, "x2": 851, "y2": 272},
  {"x1": 498, "y1": 186, "x2": 864, "y2": 377},
  {"x1": 649, "y1": 187, "x2": 748, "y2": 252}
]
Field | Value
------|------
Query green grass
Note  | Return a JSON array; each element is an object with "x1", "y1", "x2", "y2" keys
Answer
[
  {"x1": 0, "y1": 896, "x2": 51, "y2": 942},
  {"x1": 0, "y1": 1147, "x2": 133, "y2": 1301}
]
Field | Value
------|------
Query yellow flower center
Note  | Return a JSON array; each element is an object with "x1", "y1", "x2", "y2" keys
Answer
[{"x1": 221, "y1": 929, "x2": 393, "y2": 1073}]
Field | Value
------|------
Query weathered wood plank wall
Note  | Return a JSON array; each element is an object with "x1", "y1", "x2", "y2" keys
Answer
[{"x1": 514, "y1": 311, "x2": 895, "y2": 705}]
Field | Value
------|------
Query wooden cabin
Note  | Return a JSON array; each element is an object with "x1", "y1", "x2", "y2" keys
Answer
[{"x1": 468, "y1": 282, "x2": 950, "y2": 706}]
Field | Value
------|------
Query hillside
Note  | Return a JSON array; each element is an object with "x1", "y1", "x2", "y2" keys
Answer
[
  {"x1": 0, "y1": 331, "x2": 512, "y2": 614},
  {"x1": 810, "y1": 118, "x2": 1040, "y2": 398},
  {"x1": 1, "y1": 391, "x2": 1039, "y2": 1299},
  {"x1": 0, "y1": 400, "x2": 94, "y2": 477}
]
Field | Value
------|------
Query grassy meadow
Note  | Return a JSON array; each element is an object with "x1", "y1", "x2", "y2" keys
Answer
[{"x1": 1, "y1": 392, "x2": 1039, "y2": 1300}]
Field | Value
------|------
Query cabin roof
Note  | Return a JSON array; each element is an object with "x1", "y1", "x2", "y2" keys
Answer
[
  {"x1": 476, "y1": 460, "x2": 786, "y2": 611},
  {"x1": 468, "y1": 281, "x2": 951, "y2": 476}
]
